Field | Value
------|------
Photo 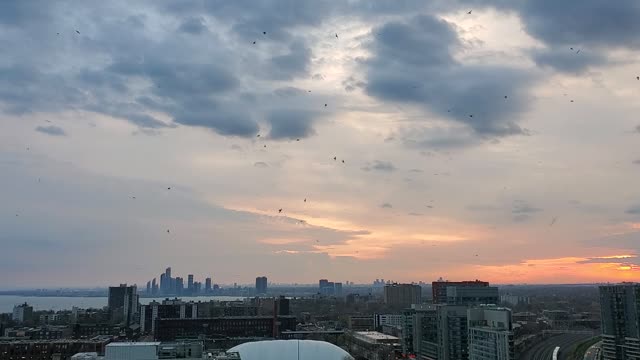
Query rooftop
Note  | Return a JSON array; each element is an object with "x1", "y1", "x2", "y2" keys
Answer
[
  {"x1": 355, "y1": 331, "x2": 399, "y2": 341},
  {"x1": 106, "y1": 342, "x2": 160, "y2": 347}
]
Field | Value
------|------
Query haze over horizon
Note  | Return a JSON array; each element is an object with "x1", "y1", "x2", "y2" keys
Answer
[{"x1": 1, "y1": 1, "x2": 639, "y2": 288}]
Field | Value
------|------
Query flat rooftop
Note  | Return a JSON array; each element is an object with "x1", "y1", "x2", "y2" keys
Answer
[
  {"x1": 355, "y1": 331, "x2": 399, "y2": 341},
  {"x1": 106, "y1": 342, "x2": 160, "y2": 347}
]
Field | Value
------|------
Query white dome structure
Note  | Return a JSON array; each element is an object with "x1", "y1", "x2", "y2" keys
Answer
[{"x1": 228, "y1": 340, "x2": 354, "y2": 360}]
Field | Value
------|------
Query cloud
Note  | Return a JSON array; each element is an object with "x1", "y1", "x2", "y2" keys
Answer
[
  {"x1": 633, "y1": 160, "x2": 640, "y2": 165},
  {"x1": 364, "y1": 14, "x2": 535, "y2": 139},
  {"x1": 531, "y1": 47, "x2": 607, "y2": 74},
  {"x1": 342, "y1": 76, "x2": 365, "y2": 92},
  {"x1": 267, "y1": 109, "x2": 318, "y2": 140},
  {"x1": 178, "y1": 17, "x2": 207, "y2": 34},
  {"x1": 636, "y1": 125, "x2": 640, "y2": 133},
  {"x1": 273, "y1": 86, "x2": 307, "y2": 98},
  {"x1": 253, "y1": 162, "x2": 269, "y2": 168},
  {"x1": 381, "y1": 203, "x2": 393, "y2": 209},
  {"x1": 267, "y1": 41, "x2": 312, "y2": 80},
  {"x1": 627, "y1": 205, "x2": 640, "y2": 215},
  {"x1": 511, "y1": 200, "x2": 542, "y2": 222},
  {"x1": 35, "y1": 125, "x2": 66, "y2": 137},
  {"x1": 362, "y1": 160, "x2": 396, "y2": 172},
  {"x1": 577, "y1": 255, "x2": 640, "y2": 265}
]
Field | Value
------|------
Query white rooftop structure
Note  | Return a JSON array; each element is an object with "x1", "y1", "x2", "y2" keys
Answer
[
  {"x1": 229, "y1": 340, "x2": 354, "y2": 360},
  {"x1": 105, "y1": 342, "x2": 161, "y2": 360},
  {"x1": 353, "y1": 331, "x2": 400, "y2": 345}
]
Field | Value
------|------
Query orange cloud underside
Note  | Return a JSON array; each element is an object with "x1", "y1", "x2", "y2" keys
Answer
[{"x1": 476, "y1": 256, "x2": 639, "y2": 284}]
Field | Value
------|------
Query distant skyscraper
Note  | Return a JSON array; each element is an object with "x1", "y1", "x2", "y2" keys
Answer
[
  {"x1": 468, "y1": 306, "x2": 514, "y2": 360},
  {"x1": 108, "y1": 284, "x2": 139, "y2": 326},
  {"x1": 160, "y1": 273, "x2": 166, "y2": 293},
  {"x1": 334, "y1": 282, "x2": 343, "y2": 296},
  {"x1": 205, "y1": 278, "x2": 212, "y2": 293},
  {"x1": 193, "y1": 281, "x2": 202, "y2": 294},
  {"x1": 151, "y1": 278, "x2": 158, "y2": 295},
  {"x1": 175, "y1": 277, "x2": 184, "y2": 295},
  {"x1": 255, "y1": 276, "x2": 268, "y2": 295},
  {"x1": 188, "y1": 274, "x2": 194, "y2": 292},
  {"x1": 146, "y1": 281, "x2": 151, "y2": 294},
  {"x1": 383, "y1": 283, "x2": 422, "y2": 307},
  {"x1": 600, "y1": 283, "x2": 640, "y2": 360},
  {"x1": 12, "y1": 303, "x2": 33, "y2": 323},
  {"x1": 165, "y1": 267, "x2": 171, "y2": 281}
]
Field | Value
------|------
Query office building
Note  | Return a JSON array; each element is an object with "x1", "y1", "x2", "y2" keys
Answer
[
  {"x1": 600, "y1": 283, "x2": 640, "y2": 360},
  {"x1": 468, "y1": 306, "x2": 514, "y2": 360},
  {"x1": 12, "y1": 303, "x2": 33, "y2": 323},
  {"x1": 175, "y1": 277, "x2": 184, "y2": 295},
  {"x1": 146, "y1": 281, "x2": 151, "y2": 294},
  {"x1": 432, "y1": 280, "x2": 490, "y2": 304},
  {"x1": 103, "y1": 341, "x2": 202, "y2": 360},
  {"x1": 335, "y1": 282, "x2": 343, "y2": 296},
  {"x1": 374, "y1": 314, "x2": 405, "y2": 329},
  {"x1": 345, "y1": 331, "x2": 401, "y2": 360},
  {"x1": 437, "y1": 305, "x2": 469, "y2": 360},
  {"x1": 140, "y1": 299, "x2": 198, "y2": 334},
  {"x1": 446, "y1": 286, "x2": 499, "y2": 306},
  {"x1": 160, "y1": 273, "x2": 166, "y2": 293},
  {"x1": 205, "y1": 278, "x2": 212, "y2": 293},
  {"x1": 348, "y1": 315, "x2": 375, "y2": 331},
  {"x1": 187, "y1": 274, "x2": 194, "y2": 293},
  {"x1": 154, "y1": 316, "x2": 297, "y2": 341},
  {"x1": 107, "y1": 284, "x2": 139, "y2": 326},
  {"x1": 0, "y1": 338, "x2": 111, "y2": 360},
  {"x1": 256, "y1": 276, "x2": 268, "y2": 295},
  {"x1": 413, "y1": 304, "x2": 439, "y2": 360},
  {"x1": 152, "y1": 278, "x2": 158, "y2": 295},
  {"x1": 384, "y1": 283, "x2": 422, "y2": 307}
]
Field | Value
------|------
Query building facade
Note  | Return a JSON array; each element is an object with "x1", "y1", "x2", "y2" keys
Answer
[
  {"x1": 432, "y1": 280, "x2": 489, "y2": 304},
  {"x1": 107, "y1": 284, "x2": 138, "y2": 326},
  {"x1": 12, "y1": 303, "x2": 33, "y2": 324},
  {"x1": 384, "y1": 284, "x2": 422, "y2": 307},
  {"x1": 255, "y1": 276, "x2": 268, "y2": 295},
  {"x1": 600, "y1": 284, "x2": 640, "y2": 360},
  {"x1": 468, "y1": 306, "x2": 514, "y2": 360}
]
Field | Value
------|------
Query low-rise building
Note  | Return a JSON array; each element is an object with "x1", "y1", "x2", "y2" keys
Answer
[{"x1": 345, "y1": 331, "x2": 401, "y2": 360}]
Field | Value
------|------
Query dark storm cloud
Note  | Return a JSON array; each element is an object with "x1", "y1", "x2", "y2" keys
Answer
[
  {"x1": 35, "y1": 125, "x2": 66, "y2": 137},
  {"x1": 362, "y1": 160, "x2": 396, "y2": 172},
  {"x1": 511, "y1": 200, "x2": 542, "y2": 222},
  {"x1": 364, "y1": 14, "x2": 534, "y2": 139},
  {"x1": 267, "y1": 41, "x2": 312, "y2": 80},
  {"x1": 178, "y1": 17, "x2": 208, "y2": 34},
  {"x1": 626, "y1": 205, "x2": 640, "y2": 215},
  {"x1": 531, "y1": 47, "x2": 606, "y2": 74},
  {"x1": 267, "y1": 109, "x2": 318, "y2": 139}
]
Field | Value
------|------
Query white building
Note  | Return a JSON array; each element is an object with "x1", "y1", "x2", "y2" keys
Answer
[
  {"x1": 468, "y1": 306, "x2": 514, "y2": 360},
  {"x1": 12, "y1": 303, "x2": 33, "y2": 323},
  {"x1": 374, "y1": 314, "x2": 405, "y2": 328},
  {"x1": 229, "y1": 340, "x2": 354, "y2": 360},
  {"x1": 103, "y1": 341, "x2": 203, "y2": 360}
]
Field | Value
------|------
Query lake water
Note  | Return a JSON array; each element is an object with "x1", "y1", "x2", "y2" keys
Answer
[{"x1": 0, "y1": 295, "x2": 246, "y2": 313}]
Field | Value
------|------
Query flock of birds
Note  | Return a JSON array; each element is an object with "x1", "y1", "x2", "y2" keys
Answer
[{"x1": 16, "y1": 9, "x2": 640, "y2": 250}]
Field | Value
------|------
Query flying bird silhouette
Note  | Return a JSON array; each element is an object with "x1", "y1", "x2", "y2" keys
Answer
[
  {"x1": 252, "y1": 41, "x2": 256, "y2": 44},
  {"x1": 637, "y1": 76, "x2": 639, "y2": 80},
  {"x1": 467, "y1": 10, "x2": 472, "y2": 14},
  {"x1": 335, "y1": 33, "x2": 338, "y2": 38},
  {"x1": 324, "y1": 104, "x2": 327, "y2": 107},
  {"x1": 278, "y1": 208, "x2": 283, "y2": 213},
  {"x1": 341, "y1": 160, "x2": 345, "y2": 163},
  {"x1": 263, "y1": 31, "x2": 267, "y2": 35},
  {"x1": 304, "y1": 198, "x2": 307, "y2": 202},
  {"x1": 76, "y1": 30, "x2": 80, "y2": 34}
]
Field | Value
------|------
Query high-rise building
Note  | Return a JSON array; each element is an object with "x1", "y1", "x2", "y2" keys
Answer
[
  {"x1": 600, "y1": 283, "x2": 640, "y2": 360},
  {"x1": 194, "y1": 281, "x2": 202, "y2": 294},
  {"x1": 412, "y1": 304, "x2": 438, "y2": 360},
  {"x1": 468, "y1": 306, "x2": 514, "y2": 360},
  {"x1": 334, "y1": 282, "x2": 343, "y2": 296},
  {"x1": 255, "y1": 276, "x2": 268, "y2": 295},
  {"x1": 384, "y1": 283, "x2": 422, "y2": 307},
  {"x1": 187, "y1": 274, "x2": 194, "y2": 293},
  {"x1": 165, "y1": 267, "x2": 172, "y2": 281},
  {"x1": 205, "y1": 278, "x2": 212, "y2": 293},
  {"x1": 160, "y1": 273, "x2": 167, "y2": 293},
  {"x1": 107, "y1": 284, "x2": 139, "y2": 326},
  {"x1": 146, "y1": 281, "x2": 151, "y2": 294},
  {"x1": 12, "y1": 303, "x2": 33, "y2": 323},
  {"x1": 436, "y1": 305, "x2": 469, "y2": 360},
  {"x1": 432, "y1": 280, "x2": 490, "y2": 304},
  {"x1": 175, "y1": 277, "x2": 184, "y2": 295},
  {"x1": 152, "y1": 278, "x2": 158, "y2": 295},
  {"x1": 140, "y1": 298, "x2": 198, "y2": 334}
]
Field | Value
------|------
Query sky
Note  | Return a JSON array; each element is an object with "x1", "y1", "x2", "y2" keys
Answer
[{"x1": 1, "y1": 0, "x2": 639, "y2": 288}]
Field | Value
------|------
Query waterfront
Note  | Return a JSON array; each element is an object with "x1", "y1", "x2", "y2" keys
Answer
[{"x1": 0, "y1": 295, "x2": 246, "y2": 313}]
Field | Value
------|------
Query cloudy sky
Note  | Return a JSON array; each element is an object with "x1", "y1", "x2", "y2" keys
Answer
[{"x1": 1, "y1": 0, "x2": 640, "y2": 288}]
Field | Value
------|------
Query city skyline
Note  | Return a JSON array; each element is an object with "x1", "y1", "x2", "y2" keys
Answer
[{"x1": 2, "y1": 1, "x2": 640, "y2": 287}]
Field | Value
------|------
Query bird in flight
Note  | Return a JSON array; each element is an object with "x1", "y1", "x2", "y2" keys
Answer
[
  {"x1": 76, "y1": 30, "x2": 80, "y2": 34},
  {"x1": 335, "y1": 33, "x2": 339, "y2": 39},
  {"x1": 257, "y1": 134, "x2": 261, "y2": 137},
  {"x1": 263, "y1": 31, "x2": 267, "y2": 35},
  {"x1": 636, "y1": 76, "x2": 639, "y2": 80},
  {"x1": 341, "y1": 160, "x2": 345, "y2": 163},
  {"x1": 324, "y1": 103, "x2": 327, "y2": 107},
  {"x1": 252, "y1": 41, "x2": 256, "y2": 44},
  {"x1": 167, "y1": 229, "x2": 170, "y2": 233},
  {"x1": 304, "y1": 198, "x2": 307, "y2": 202},
  {"x1": 469, "y1": 114, "x2": 473, "y2": 118},
  {"x1": 333, "y1": 156, "x2": 337, "y2": 161},
  {"x1": 167, "y1": 187, "x2": 171, "y2": 190},
  {"x1": 296, "y1": 138, "x2": 300, "y2": 141},
  {"x1": 504, "y1": 95, "x2": 508, "y2": 99},
  {"x1": 278, "y1": 208, "x2": 283, "y2": 213},
  {"x1": 467, "y1": 10, "x2": 472, "y2": 14}
]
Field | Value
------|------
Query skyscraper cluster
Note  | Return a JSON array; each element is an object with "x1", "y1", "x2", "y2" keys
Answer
[{"x1": 144, "y1": 267, "x2": 215, "y2": 296}]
